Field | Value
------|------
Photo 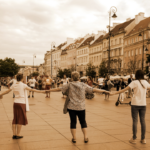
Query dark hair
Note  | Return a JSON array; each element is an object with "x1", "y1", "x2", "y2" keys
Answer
[
  {"x1": 135, "y1": 70, "x2": 145, "y2": 89},
  {"x1": 16, "y1": 73, "x2": 23, "y2": 81},
  {"x1": 88, "y1": 76, "x2": 93, "y2": 82}
]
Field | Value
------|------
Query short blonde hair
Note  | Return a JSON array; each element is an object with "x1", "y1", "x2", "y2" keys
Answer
[{"x1": 71, "y1": 71, "x2": 79, "y2": 81}]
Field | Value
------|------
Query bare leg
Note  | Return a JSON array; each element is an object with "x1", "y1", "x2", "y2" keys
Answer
[
  {"x1": 16, "y1": 124, "x2": 22, "y2": 136},
  {"x1": 12, "y1": 124, "x2": 16, "y2": 136},
  {"x1": 32, "y1": 91, "x2": 34, "y2": 96},
  {"x1": 82, "y1": 128, "x2": 88, "y2": 140},
  {"x1": 70, "y1": 129, "x2": 76, "y2": 140}
]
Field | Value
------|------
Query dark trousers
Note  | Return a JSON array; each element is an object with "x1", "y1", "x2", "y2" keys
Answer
[
  {"x1": 0, "y1": 86, "x2": 1, "y2": 91},
  {"x1": 131, "y1": 105, "x2": 146, "y2": 140},
  {"x1": 68, "y1": 109, "x2": 87, "y2": 129},
  {"x1": 39, "y1": 85, "x2": 42, "y2": 90}
]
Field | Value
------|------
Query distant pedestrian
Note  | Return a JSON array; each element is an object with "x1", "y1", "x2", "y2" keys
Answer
[
  {"x1": 111, "y1": 70, "x2": 149, "y2": 144},
  {"x1": 61, "y1": 75, "x2": 69, "y2": 98},
  {"x1": 0, "y1": 73, "x2": 48, "y2": 139},
  {"x1": 8, "y1": 75, "x2": 17, "y2": 98},
  {"x1": 27, "y1": 77, "x2": 37, "y2": 98},
  {"x1": 38, "y1": 76, "x2": 42, "y2": 90},
  {"x1": 128, "y1": 74, "x2": 133, "y2": 98},
  {"x1": 45, "y1": 76, "x2": 53, "y2": 98}
]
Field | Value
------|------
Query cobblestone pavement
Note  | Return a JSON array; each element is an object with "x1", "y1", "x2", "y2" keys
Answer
[{"x1": 1, "y1": 87, "x2": 150, "y2": 150}]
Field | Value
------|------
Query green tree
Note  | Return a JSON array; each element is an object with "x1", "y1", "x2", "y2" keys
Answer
[
  {"x1": 57, "y1": 68, "x2": 64, "y2": 78},
  {"x1": 57, "y1": 68, "x2": 71, "y2": 78},
  {"x1": 31, "y1": 72, "x2": 39, "y2": 77},
  {"x1": 98, "y1": 61, "x2": 108, "y2": 77},
  {"x1": 0, "y1": 58, "x2": 20, "y2": 77},
  {"x1": 86, "y1": 62, "x2": 96, "y2": 78}
]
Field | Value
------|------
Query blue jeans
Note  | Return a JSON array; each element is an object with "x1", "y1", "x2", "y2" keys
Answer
[{"x1": 131, "y1": 105, "x2": 146, "y2": 140}]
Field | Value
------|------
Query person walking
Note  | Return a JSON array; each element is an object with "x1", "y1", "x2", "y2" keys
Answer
[
  {"x1": 120, "y1": 78, "x2": 127, "y2": 101},
  {"x1": 8, "y1": 75, "x2": 17, "y2": 98},
  {"x1": 45, "y1": 75, "x2": 53, "y2": 98},
  {"x1": 110, "y1": 70, "x2": 150, "y2": 144},
  {"x1": 61, "y1": 74, "x2": 69, "y2": 98},
  {"x1": 0, "y1": 74, "x2": 48, "y2": 139},
  {"x1": 49, "y1": 71, "x2": 110, "y2": 143},
  {"x1": 128, "y1": 74, "x2": 133, "y2": 98},
  {"x1": 27, "y1": 77, "x2": 37, "y2": 98},
  {"x1": 38, "y1": 76, "x2": 42, "y2": 90},
  {"x1": 98, "y1": 76, "x2": 104, "y2": 89}
]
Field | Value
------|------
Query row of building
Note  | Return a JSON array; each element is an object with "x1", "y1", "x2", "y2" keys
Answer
[{"x1": 39, "y1": 12, "x2": 150, "y2": 77}]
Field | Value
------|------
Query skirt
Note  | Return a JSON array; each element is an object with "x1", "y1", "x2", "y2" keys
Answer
[
  {"x1": 12, "y1": 103, "x2": 28, "y2": 125},
  {"x1": 45, "y1": 85, "x2": 51, "y2": 90}
]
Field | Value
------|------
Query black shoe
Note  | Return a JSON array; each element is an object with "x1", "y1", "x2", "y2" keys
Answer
[
  {"x1": 16, "y1": 136, "x2": 23, "y2": 139},
  {"x1": 28, "y1": 95, "x2": 30, "y2": 98},
  {"x1": 12, "y1": 135, "x2": 16, "y2": 139},
  {"x1": 84, "y1": 138, "x2": 89, "y2": 143},
  {"x1": 32, "y1": 95, "x2": 34, "y2": 98},
  {"x1": 72, "y1": 138, "x2": 76, "y2": 143}
]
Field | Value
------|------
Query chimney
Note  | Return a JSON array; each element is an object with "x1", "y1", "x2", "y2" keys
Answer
[
  {"x1": 135, "y1": 12, "x2": 145, "y2": 24},
  {"x1": 67, "y1": 38, "x2": 74, "y2": 46},
  {"x1": 126, "y1": 18, "x2": 131, "y2": 21}
]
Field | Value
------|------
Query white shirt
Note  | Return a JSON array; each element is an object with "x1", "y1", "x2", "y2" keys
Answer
[
  {"x1": 29, "y1": 79, "x2": 36, "y2": 87},
  {"x1": 62, "y1": 78, "x2": 68, "y2": 85},
  {"x1": 129, "y1": 80, "x2": 150, "y2": 106},
  {"x1": 10, "y1": 82, "x2": 28, "y2": 104},
  {"x1": 98, "y1": 78, "x2": 104, "y2": 85}
]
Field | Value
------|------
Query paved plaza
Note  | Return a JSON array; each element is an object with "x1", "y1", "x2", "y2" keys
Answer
[{"x1": 1, "y1": 88, "x2": 150, "y2": 150}]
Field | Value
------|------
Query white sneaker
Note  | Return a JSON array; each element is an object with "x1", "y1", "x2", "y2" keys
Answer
[
  {"x1": 140, "y1": 139, "x2": 146, "y2": 144},
  {"x1": 129, "y1": 138, "x2": 136, "y2": 144}
]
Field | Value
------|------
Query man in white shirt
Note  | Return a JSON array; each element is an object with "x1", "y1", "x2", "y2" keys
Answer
[
  {"x1": 98, "y1": 76, "x2": 104, "y2": 89},
  {"x1": 27, "y1": 77, "x2": 37, "y2": 98}
]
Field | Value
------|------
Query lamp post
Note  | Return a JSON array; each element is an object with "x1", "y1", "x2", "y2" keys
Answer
[
  {"x1": 108, "y1": 6, "x2": 117, "y2": 74},
  {"x1": 33, "y1": 54, "x2": 36, "y2": 75},
  {"x1": 51, "y1": 42, "x2": 55, "y2": 78},
  {"x1": 74, "y1": 57, "x2": 77, "y2": 71},
  {"x1": 138, "y1": 28, "x2": 149, "y2": 70},
  {"x1": 54, "y1": 60, "x2": 57, "y2": 78}
]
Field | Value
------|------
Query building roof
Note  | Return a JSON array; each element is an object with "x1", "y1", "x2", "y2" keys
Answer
[
  {"x1": 90, "y1": 35, "x2": 104, "y2": 47},
  {"x1": 127, "y1": 17, "x2": 150, "y2": 36},
  {"x1": 77, "y1": 36, "x2": 94, "y2": 49},
  {"x1": 57, "y1": 42, "x2": 66, "y2": 49},
  {"x1": 103, "y1": 19, "x2": 134, "y2": 39}
]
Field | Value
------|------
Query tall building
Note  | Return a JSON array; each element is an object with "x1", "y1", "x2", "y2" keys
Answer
[
  {"x1": 76, "y1": 34, "x2": 95, "y2": 76},
  {"x1": 124, "y1": 14, "x2": 150, "y2": 74}
]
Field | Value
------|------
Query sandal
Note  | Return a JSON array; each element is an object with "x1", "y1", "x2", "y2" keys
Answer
[
  {"x1": 12, "y1": 135, "x2": 16, "y2": 139},
  {"x1": 16, "y1": 136, "x2": 23, "y2": 139},
  {"x1": 72, "y1": 138, "x2": 76, "y2": 143},
  {"x1": 84, "y1": 138, "x2": 89, "y2": 143}
]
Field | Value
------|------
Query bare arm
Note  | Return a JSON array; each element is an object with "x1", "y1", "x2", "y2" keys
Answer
[
  {"x1": 111, "y1": 86, "x2": 130, "y2": 95},
  {"x1": 50, "y1": 88, "x2": 61, "y2": 92},
  {"x1": 93, "y1": 88, "x2": 110, "y2": 94},
  {"x1": 0, "y1": 89, "x2": 12, "y2": 96},
  {"x1": 25, "y1": 87, "x2": 46, "y2": 93}
]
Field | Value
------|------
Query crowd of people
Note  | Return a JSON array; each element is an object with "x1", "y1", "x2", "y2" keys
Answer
[{"x1": 0, "y1": 70, "x2": 149, "y2": 145}]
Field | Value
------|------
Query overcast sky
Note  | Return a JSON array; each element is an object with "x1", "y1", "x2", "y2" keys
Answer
[{"x1": 0, "y1": 0, "x2": 149, "y2": 66}]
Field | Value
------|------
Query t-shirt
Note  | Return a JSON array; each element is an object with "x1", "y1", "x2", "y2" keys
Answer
[
  {"x1": 62, "y1": 78, "x2": 68, "y2": 85},
  {"x1": 98, "y1": 78, "x2": 104, "y2": 85},
  {"x1": 29, "y1": 79, "x2": 36, "y2": 87},
  {"x1": 10, "y1": 82, "x2": 29, "y2": 104},
  {"x1": 129, "y1": 80, "x2": 150, "y2": 106}
]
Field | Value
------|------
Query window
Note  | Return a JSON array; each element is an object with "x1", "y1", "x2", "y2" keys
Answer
[
  {"x1": 124, "y1": 63, "x2": 126, "y2": 69},
  {"x1": 125, "y1": 41, "x2": 127, "y2": 46},
  {"x1": 94, "y1": 56, "x2": 96, "y2": 62},
  {"x1": 128, "y1": 39, "x2": 130, "y2": 45},
  {"x1": 139, "y1": 60, "x2": 141, "y2": 68},
  {"x1": 97, "y1": 47, "x2": 99, "y2": 51},
  {"x1": 97, "y1": 56, "x2": 98, "y2": 62},
  {"x1": 132, "y1": 50, "x2": 134, "y2": 56},
  {"x1": 111, "y1": 51, "x2": 113, "y2": 57},
  {"x1": 119, "y1": 38, "x2": 121, "y2": 44},
  {"x1": 144, "y1": 33, "x2": 147, "y2": 39},
  {"x1": 139, "y1": 48, "x2": 141, "y2": 54},
  {"x1": 111, "y1": 40, "x2": 113, "y2": 46},
  {"x1": 115, "y1": 39, "x2": 117, "y2": 45},
  {"x1": 84, "y1": 49, "x2": 86, "y2": 54},
  {"x1": 135, "y1": 49, "x2": 138, "y2": 55},
  {"x1": 125, "y1": 52, "x2": 126, "y2": 57},
  {"x1": 104, "y1": 43, "x2": 106, "y2": 48},
  {"x1": 128, "y1": 51, "x2": 130, "y2": 57},
  {"x1": 119, "y1": 49, "x2": 121, "y2": 55}
]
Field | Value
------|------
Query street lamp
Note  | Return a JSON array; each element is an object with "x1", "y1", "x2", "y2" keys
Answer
[
  {"x1": 74, "y1": 57, "x2": 77, "y2": 71},
  {"x1": 108, "y1": 6, "x2": 117, "y2": 74},
  {"x1": 33, "y1": 54, "x2": 36, "y2": 75},
  {"x1": 54, "y1": 60, "x2": 57, "y2": 78},
  {"x1": 138, "y1": 28, "x2": 149, "y2": 70},
  {"x1": 51, "y1": 42, "x2": 55, "y2": 78}
]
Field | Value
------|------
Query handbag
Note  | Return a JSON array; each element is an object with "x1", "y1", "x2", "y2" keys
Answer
[{"x1": 63, "y1": 83, "x2": 70, "y2": 114}]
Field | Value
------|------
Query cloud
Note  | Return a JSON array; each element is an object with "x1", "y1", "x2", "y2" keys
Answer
[{"x1": 0, "y1": 0, "x2": 150, "y2": 66}]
